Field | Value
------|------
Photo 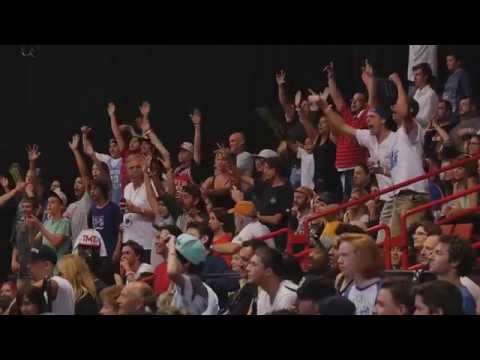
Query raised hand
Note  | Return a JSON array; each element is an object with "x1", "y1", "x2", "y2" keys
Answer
[
  {"x1": 26, "y1": 144, "x2": 41, "y2": 162},
  {"x1": 80, "y1": 126, "x2": 92, "y2": 135},
  {"x1": 361, "y1": 59, "x2": 374, "y2": 84},
  {"x1": 15, "y1": 181, "x2": 26, "y2": 193},
  {"x1": 0, "y1": 176, "x2": 9, "y2": 191},
  {"x1": 139, "y1": 101, "x2": 151, "y2": 117},
  {"x1": 275, "y1": 70, "x2": 287, "y2": 86},
  {"x1": 107, "y1": 102, "x2": 116, "y2": 117},
  {"x1": 388, "y1": 73, "x2": 402, "y2": 86},
  {"x1": 84, "y1": 143, "x2": 95, "y2": 157},
  {"x1": 190, "y1": 109, "x2": 202, "y2": 126},
  {"x1": 294, "y1": 90, "x2": 302, "y2": 108},
  {"x1": 68, "y1": 134, "x2": 81, "y2": 151},
  {"x1": 139, "y1": 116, "x2": 151, "y2": 133},
  {"x1": 323, "y1": 62, "x2": 335, "y2": 79}
]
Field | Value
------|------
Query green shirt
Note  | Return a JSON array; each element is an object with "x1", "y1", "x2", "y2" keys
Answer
[{"x1": 42, "y1": 217, "x2": 72, "y2": 260}]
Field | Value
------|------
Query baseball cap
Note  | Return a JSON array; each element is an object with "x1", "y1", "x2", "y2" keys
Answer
[
  {"x1": 48, "y1": 190, "x2": 67, "y2": 207},
  {"x1": 228, "y1": 201, "x2": 257, "y2": 217},
  {"x1": 297, "y1": 276, "x2": 336, "y2": 301},
  {"x1": 75, "y1": 229, "x2": 102, "y2": 248},
  {"x1": 252, "y1": 149, "x2": 278, "y2": 159},
  {"x1": 175, "y1": 234, "x2": 207, "y2": 265},
  {"x1": 30, "y1": 245, "x2": 57, "y2": 265},
  {"x1": 179, "y1": 142, "x2": 194, "y2": 153},
  {"x1": 367, "y1": 107, "x2": 388, "y2": 120}
]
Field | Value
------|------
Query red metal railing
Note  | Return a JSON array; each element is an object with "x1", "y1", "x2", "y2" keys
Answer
[
  {"x1": 366, "y1": 223, "x2": 392, "y2": 269},
  {"x1": 399, "y1": 184, "x2": 480, "y2": 268},
  {"x1": 436, "y1": 207, "x2": 480, "y2": 225}
]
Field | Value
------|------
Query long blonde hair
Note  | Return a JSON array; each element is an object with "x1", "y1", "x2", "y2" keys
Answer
[{"x1": 57, "y1": 254, "x2": 97, "y2": 301}]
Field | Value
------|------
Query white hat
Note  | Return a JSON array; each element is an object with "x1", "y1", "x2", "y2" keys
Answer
[
  {"x1": 73, "y1": 229, "x2": 107, "y2": 257},
  {"x1": 252, "y1": 149, "x2": 278, "y2": 159},
  {"x1": 179, "y1": 142, "x2": 194, "y2": 153},
  {"x1": 51, "y1": 189, "x2": 68, "y2": 207}
]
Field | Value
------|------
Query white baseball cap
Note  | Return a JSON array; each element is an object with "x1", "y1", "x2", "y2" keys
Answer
[
  {"x1": 73, "y1": 229, "x2": 107, "y2": 257},
  {"x1": 179, "y1": 142, "x2": 194, "y2": 153},
  {"x1": 252, "y1": 149, "x2": 278, "y2": 159}
]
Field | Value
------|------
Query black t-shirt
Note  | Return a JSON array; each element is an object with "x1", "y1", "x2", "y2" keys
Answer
[
  {"x1": 75, "y1": 293, "x2": 98, "y2": 315},
  {"x1": 254, "y1": 182, "x2": 293, "y2": 232},
  {"x1": 312, "y1": 138, "x2": 342, "y2": 202},
  {"x1": 88, "y1": 201, "x2": 122, "y2": 257}
]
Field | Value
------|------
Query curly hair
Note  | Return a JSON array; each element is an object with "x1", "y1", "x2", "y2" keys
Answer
[{"x1": 439, "y1": 235, "x2": 476, "y2": 277}]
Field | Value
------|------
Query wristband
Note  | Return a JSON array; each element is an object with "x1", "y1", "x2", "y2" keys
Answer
[{"x1": 126, "y1": 271, "x2": 135, "y2": 277}]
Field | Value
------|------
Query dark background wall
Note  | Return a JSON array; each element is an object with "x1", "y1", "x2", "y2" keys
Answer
[{"x1": 1, "y1": 44, "x2": 479, "y2": 201}]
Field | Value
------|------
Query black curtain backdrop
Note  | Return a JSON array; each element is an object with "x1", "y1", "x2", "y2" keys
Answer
[{"x1": 1, "y1": 44, "x2": 480, "y2": 201}]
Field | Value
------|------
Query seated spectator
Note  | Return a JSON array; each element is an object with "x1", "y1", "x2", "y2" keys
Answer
[
  {"x1": 466, "y1": 134, "x2": 480, "y2": 156},
  {"x1": 252, "y1": 149, "x2": 279, "y2": 181},
  {"x1": 305, "y1": 247, "x2": 329, "y2": 277},
  {"x1": 449, "y1": 97, "x2": 480, "y2": 152},
  {"x1": 99, "y1": 285, "x2": 123, "y2": 315},
  {"x1": 223, "y1": 240, "x2": 268, "y2": 315},
  {"x1": 246, "y1": 246, "x2": 298, "y2": 315},
  {"x1": 338, "y1": 233, "x2": 383, "y2": 315},
  {"x1": 119, "y1": 240, "x2": 154, "y2": 284},
  {"x1": 374, "y1": 280, "x2": 414, "y2": 315},
  {"x1": 352, "y1": 164, "x2": 371, "y2": 192},
  {"x1": 208, "y1": 207, "x2": 235, "y2": 266},
  {"x1": 185, "y1": 222, "x2": 239, "y2": 311},
  {"x1": 212, "y1": 201, "x2": 272, "y2": 255},
  {"x1": 413, "y1": 280, "x2": 464, "y2": 315},
  {"x1": 229, "y1": 132, "x2": 254, "y2": 177},
  {"x1": 57, "y1": 254, "x2": 98, "y2": 315},
  {"x1": 311, "y1": 192, "x2": 342, "y2": 250},
  {"x1": 17, "y1": 285, "x2": 44, "y2": 315},
  {"x1": 343, "y1": 188, "x2": 370, "y2": 229},
  {"x1": 166, "y1": 233, "x2": 219, "y2": 315},
  {"x1": 151, "y1": 225, "x2": 182, "y2": 297},
  {"x1": 0, "y1": 277, "x2": 17, "y2": 301},
  {"x1": 408, "y1": 221, "x2": 442, "y2": 264},
  {"x1": 176, "y1": 184, "x2": 207, "y2": 233},
  {"x1": 296, "y1": 275, "x2": 336, "y2": 315},
  {"x1": 0, "y1": 296, "x2": 12, "y2": 315},
  {"x1": 289, "y1": 186, "x2": 313, "y2": 235},
  {"x1": 428, "y1": 235, "x2": 477, "y2": 315},
  {"x1": 28, "y1": 246, "x2": 75, "y2": 315},
  {"x1": 424, "y1": 99, "x2": 455, "y2": 159},
  {"x1": 287, "y1": 137, "x2": 315, "y2": 190},
  {"x1": 317, "y1": 296, "x2": 356, "y2": 315},
  {"x1": 117, "y1": 281, "x2": 155, "y2": 315}
]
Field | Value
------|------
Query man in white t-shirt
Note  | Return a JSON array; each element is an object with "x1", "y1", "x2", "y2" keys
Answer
[
  {"x1": 320, "y1": 101, "x2": 395, "y2": 244},
  {"x1": 212, "y1": 201, "x2": 273, "y2": 255},
  {"x1": 118, "y1": 153, "x2": 157, "y2": 265},
  {"x1": 246, "y1": 246, "x2": 298, "y2": 315},
  {"x1": 408, "y1": 45, "x2": 437, "y2": 95},
  {"x1": 29, "y1": 246, "x2": 75, "y2": 315},
  {"x1": 412, "y1": 63, "x2": 439, "y2": 128},
  {"x1": 387, "y1": 73, "x2": 430, "y2": 238}
]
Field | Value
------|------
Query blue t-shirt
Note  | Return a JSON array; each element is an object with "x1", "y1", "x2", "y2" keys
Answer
[
  {"x1": 458, "y1": 286, "x2": 476, "y2": 315},
  {"x1": 88, "y1": 201, "x2": 122, "y2": 257}
]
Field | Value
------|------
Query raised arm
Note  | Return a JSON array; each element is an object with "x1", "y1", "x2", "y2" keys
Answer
[
  {"x1": 275, "y1": 70, "x2": 295, "y2": 120},
  {"x1": 297, "y1": 100, "x2": 317, "y2": 140},
  {"x1": 389, "y1": 73, "x2": 412, "y2": 130},
  {"x1": 0, "y1": 182, "x2": 25, "y2": 208},
  {"x1": 191, "y1": 109, "x2": 202, "y2": 165},
  {"x1": 167, "y1": 235, "x2": 185, "y2": 288},
  {"x1": 68, "y1": 134, "x2": 91, "y2": 183},
  {"x1": 143, "y1": 155, "x2": 160, "y2": 215},
  {"x1": 27, "y1": 215, "x2": 65, "y2": 248},
  {"x1": 138, "y1": 101, "x2": 171, "y2": 161},
  {"x1": 108, "y1": 102, "x2": 126, "y2": 152},
  {"x1": 324, "y1": 62, "x2": 346, "y2": 111},
  {"x1": 362, "y1": 60, "x2": 378, "y2": 109}
]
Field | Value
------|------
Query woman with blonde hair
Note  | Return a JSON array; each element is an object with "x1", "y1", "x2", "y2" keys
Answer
[
  {"x1": 57, "y1": 254, "x2": 98, "y2": 315},
  {"x1": 338, "y1": 233, "x2": 383, "y2": 315}
]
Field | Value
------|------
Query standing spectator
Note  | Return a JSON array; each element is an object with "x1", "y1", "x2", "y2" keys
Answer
[
  {"x1": 289, "y1": 186, "x2": 313, "y2": 235},
  {"x1": 449, "y1": 97, "x2": 480, "y2": 152},
  {"x1": 99, "y1": 285, "x2": 123, "y2": 315},
  {"x1": 287, "y1": 137, "x2": 315, "y2": 190},
  {"x1": 296, "y1": 276, "x2": 336, "y2": 315},
  {"x1": 166, "y1": 233, "x2": 219, "y2": 315},
  {"x1": 119, "y1": 240, "x2": 154, "y2": 284},
  {"x1": 387, "y1": 73, "x2": 430, "y2": 238},
  {"x1": 119, "y1": 153, "x2": 156, "y2": 264},
  {"x1": 28, "y1": 246, "x2": 75, "y2": 315},
  {"x1": 408, "y1": 45, "x2": 438, "y2": 94},
  {"x1": 229, "y1": 132, "x2": 253, "y2": 177},
  {"x1": 175, "y1": 184, "x2": 207, "y2": 233},
  {"x1": 338, "y1": 233, "x2": 383, "y2": 315},
  {"x1": 374, "y1": 281, "x2": 414, "y2": 315},
  {"x1": 413, "y1": 280, "x2": 464, "y2": 315},
  {"x1": 343, "y1": 188, "x2": 370, "y2": 229},
  {"x1": 151, "y1": 225, "x2": 182, "y2": 297},
  {"x1": 324, "y1": 62, "x2": 369, "y2": 200},
  {"x1": 57, "y1": 254, "x2": 98, "y2": 315},
  {"x1": 424, "y1": 99, "x2": 455, "y2": 159},
  {"x1": 442, "y1": 51, "x2": 473, "y2": 114},
  {"x1": 412, "y1": 63, "x2": 439, "y2": 128},
  {"x1": 246, "y1": 246, "x2": 298, "y2": 315},
  {"x1": 27, "y1": 191, "x2": 72, "y2": 261},
  {"x1": 428, "y1": 235, "x2": 477, "y2": 315},
  {"x1": 17, "y1": 285, "x2": 44, "y2": 315}
]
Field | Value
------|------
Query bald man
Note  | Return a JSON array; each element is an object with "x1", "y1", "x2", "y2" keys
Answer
[
  {"x1": 117, "y1": 281, "x2": 154, "y2": 315},
  {"x1": 229, "y1": 132, "x2": 253, "y2": 177}
]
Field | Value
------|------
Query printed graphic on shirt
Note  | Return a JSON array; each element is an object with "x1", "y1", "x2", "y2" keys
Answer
[{"x1": 92, "y1": 215, "x2": 105, "y2": 231}]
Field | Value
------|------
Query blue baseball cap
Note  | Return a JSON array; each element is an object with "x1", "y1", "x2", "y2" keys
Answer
[
  {"x1": 367, "y1": 107, "x2": 388, "y2": 120},
  {"x1": 175, "y1": 234, "x2": 207, "y2": 265}
]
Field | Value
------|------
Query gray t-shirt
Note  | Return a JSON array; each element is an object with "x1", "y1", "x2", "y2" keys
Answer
[
  {"x1": 236, "y1": 151, "x2": 253, "y2": 177},
  {"x1": 171, "y1": 275, "x2": 219, "y2": 315},
  {"x1": 63, "y1": 191, "x2": 92, "y2": 242}
]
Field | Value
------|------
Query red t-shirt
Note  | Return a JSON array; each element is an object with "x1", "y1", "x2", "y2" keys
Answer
[
  {"x1": 153, "y1": 262, "x2": 170, "y2": 296},
  {"x1": 336, "y1": 104, "x2": 369, "y2": 170},
  {"x1": 212, "y1": 233, "x2": 233, "y2": 267}
]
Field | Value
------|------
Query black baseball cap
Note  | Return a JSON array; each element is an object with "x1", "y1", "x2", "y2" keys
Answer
[
  {"x1": 30, "y1": 245, "x2": 57, "y2": 265},
  {"x1": 297, "y1": 276, "x2": 336, "y2": 302}
]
